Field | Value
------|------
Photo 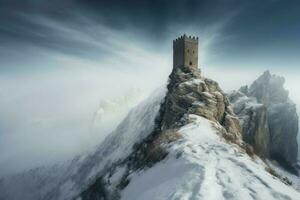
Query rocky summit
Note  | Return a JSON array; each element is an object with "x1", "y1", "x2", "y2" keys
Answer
[
  {"x1": 158, "y1": 64, "x2": 241, "y2": 141},
  {"x1": 229, "y1": 71, "x2": 299, "y2": 173},
  {"x1": 78, "y1": 59, "x2": 248, "y2": 200}
]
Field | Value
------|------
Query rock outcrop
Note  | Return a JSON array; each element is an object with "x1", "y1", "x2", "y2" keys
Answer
[
  {"x1": 229, "y1": 71, "x2": 299, "y2": 172},
  {"x1": 228, "y1": 90, "x2": 270, "y2": 158},
  {"x1": 158, "y1": 64, "x2": 242, "y2": 141},
  {"x1": 79, "y1": 65, "x2": 246, "y2": 199}
]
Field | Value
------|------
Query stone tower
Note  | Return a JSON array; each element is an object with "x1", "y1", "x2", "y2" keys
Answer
[{"x1": 173, "y1": 34, "x2": 199, "y2": 70}]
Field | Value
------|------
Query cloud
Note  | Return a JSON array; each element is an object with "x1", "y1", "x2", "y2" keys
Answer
[
  {"x1": 0, "y1": 64, "x2": 163, "y2": 176},
  {"x1": 0, "y1": 0, "x2": 245, "y2": 60},
  {"x1": 0, "y1": 19, "x2": 172, "y2": 176},
  {"x1": 1, "y1": 0, "x2": 300, "y2": 176},
  {"x1": 91, "y1": 88, "x2": 144, "y2": 138}
]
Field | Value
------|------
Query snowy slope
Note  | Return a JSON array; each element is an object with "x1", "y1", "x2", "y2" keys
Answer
[
  {"x1": 1, "y1": 85, "x2": 300, "y2": 200},
  {"x1": 121, "y1": 115, "x2": 300, "y2": 200},
  {"x1": 0, "y1": 88, "x2": 166, "y2": 200},
  {"x1": 268, "y1": 160, "x2": 300, "y2": 191}
]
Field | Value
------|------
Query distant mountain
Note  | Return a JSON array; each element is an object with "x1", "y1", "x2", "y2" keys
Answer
[
  {"x1": 228, "y1": 71, "x2": 299, "y2": 173},
  {"x1": 1, "y1": 68, "x2": 299, "y2": 200}
]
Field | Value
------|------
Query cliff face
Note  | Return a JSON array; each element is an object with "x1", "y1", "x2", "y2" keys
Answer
[
  {"x1": 159, "y1": 65, "x2": 241, "y2": 140},
  {"x1": 228, "y1": 91, "x2": 270, "y2": 158},
  {"x1": 229, "y1": 71, "x2": 299, "y2": 171}
]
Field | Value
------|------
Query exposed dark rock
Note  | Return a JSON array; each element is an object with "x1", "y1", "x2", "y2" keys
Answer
[
  {"x1": 80, "y1": 178, "x2": 111, "y2": 200},
  {"x1": 268, "y1": 102, "x2": 298, "y2": 172}
]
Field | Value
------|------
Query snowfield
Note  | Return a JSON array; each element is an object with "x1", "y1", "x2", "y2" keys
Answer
[{"x1": 121, "y1": 115, "x2": 300, "y2": 200}]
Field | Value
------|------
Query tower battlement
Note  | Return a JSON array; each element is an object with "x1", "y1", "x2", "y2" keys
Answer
[
  {"x1": 173, "y1": 35, "x2": 198, "y2": 44},
  {"x1": 173, "y1": 34, "x2": 199, "y2": 70}
]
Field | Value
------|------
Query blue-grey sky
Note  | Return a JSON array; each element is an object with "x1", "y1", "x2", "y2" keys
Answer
[
  {"x1": 0, "y1": 0, "x2": 300, "y2": 176},
  {"x1": 1, "y1": 0, "x2": 300, "y2": 70}
]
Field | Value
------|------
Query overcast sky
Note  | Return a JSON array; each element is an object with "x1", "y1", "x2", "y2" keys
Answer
[{"x1": 0, "y1": 0, "x2": 300, "y2": 176}]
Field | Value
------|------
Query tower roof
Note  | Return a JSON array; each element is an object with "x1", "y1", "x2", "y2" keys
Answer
[{"x1": 173, "y1": 34, "x2": 199, "y2": 45}]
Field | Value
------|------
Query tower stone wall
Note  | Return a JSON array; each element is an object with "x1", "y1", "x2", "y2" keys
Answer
[{"x1": 173, "y1": 35, "x2": 198, "y2": 70}]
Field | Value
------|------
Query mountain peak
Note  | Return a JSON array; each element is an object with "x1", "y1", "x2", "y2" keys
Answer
[
  {"x1": 159, "y1": 64, "x2": 242, "y2": 143},
  {"x1": 1, "y1": 43, "x2": 300, "y2": 200},
  {"x1": 229, "y1": 70, "x2": 298, "y2": 173},
  {"x1": 262, "y1": 70, "x2": 271, "y2": 77},
  {"x1": 247, "y1": 71, "x2": 288, "y2": 105}
]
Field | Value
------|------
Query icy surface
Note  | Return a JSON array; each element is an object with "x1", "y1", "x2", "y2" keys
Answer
[{"x1": 121, "y1": 115, "x2": 300, "y2": 200}]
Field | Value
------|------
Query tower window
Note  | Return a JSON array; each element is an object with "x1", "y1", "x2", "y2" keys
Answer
[
  {"x1": 187, "y1": 49, "x2": 189, "y2": 53},
  {"x1": 189, "y1": 61, "x2": 192, "y2": 66}
]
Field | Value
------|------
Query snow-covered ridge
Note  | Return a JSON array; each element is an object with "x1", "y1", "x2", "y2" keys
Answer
[
  {"x1": 99, "y1": 66, "x2": 300, "y2": 200},
  {"x1": 1, "y1": 68, "x2": 300, "y2": 200},
  {"x1": 121, "y1": 115, "x2": 300, "y2": 200}
]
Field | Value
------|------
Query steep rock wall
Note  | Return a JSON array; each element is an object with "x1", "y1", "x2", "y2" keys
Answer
[
  {"x1": 228, "y1": 91, "x2": 270, "y2": 158},
  {"x1": 159, "y1": 65, "x2": 241, "y2": 141},
  {"x1": 229, "y1": 71, "x2": 299, "y2": 172}
]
